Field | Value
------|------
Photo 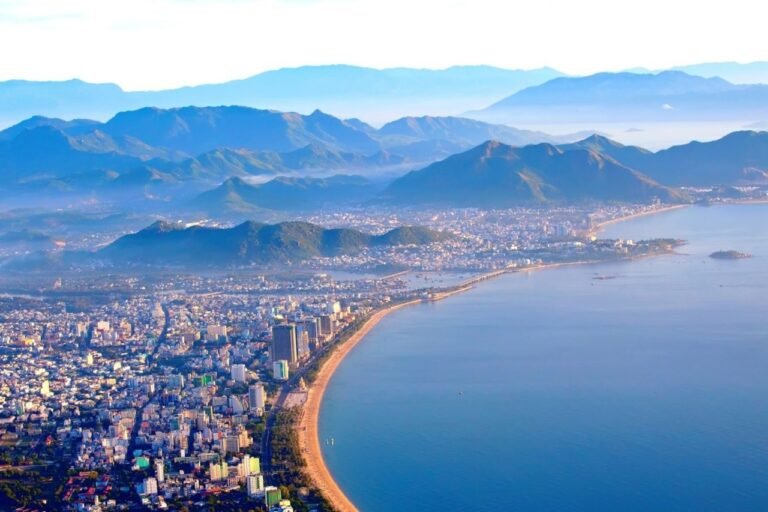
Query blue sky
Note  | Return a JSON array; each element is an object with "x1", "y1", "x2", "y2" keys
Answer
[{"x1": 0, "y1": 0, "x2": 765, "y2": 90}]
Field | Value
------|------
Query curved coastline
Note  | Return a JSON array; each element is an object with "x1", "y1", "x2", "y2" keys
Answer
[
  {"x1": 593, "y1": 204, "x2": 689, "y2": 231},
  {"x1": 297, "y1": 204, "x2": 688, "y2": 510},
  {"x1": 297, "y1": 270, "x2": 595, "y2": 509},
  {"x1": 297, "y1": 298, "x2": 422, "y2": 511}
]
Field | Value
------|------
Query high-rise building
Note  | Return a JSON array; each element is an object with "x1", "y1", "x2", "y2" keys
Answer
[
  {"x1": 318, "y1": 315, "x2": 334, "y2": 337},
  {"x1": 271, "y1": 324, "x2": 297, "y2": 364},
  {"x1": 247, "y1": 474, "x2": 265, "y2": 496},
  {"x1": 273, "y1": 360, "x2": 290, "y2": 381},
  {"x1": 237, "y1": 428, "x2": 252, "y2": 449},
  {"x1": 249, "y1": 384, "x2": 266, "y2": 412},
  {"x1": 231, "y1": 364, "x2": 247, "y2": 383},
  {"x1": 153, "y1": 458, "x2": 164, "y2": 483},
  {"x1": 210, "y1": 460, "x2": 229, "y2": 482},
  {"x1": 143, "y1": 477, "x2": 158, "y2": 495},
  {"x1": 295, "y1": 323, "x2": 310, "y2": 360},
  {"x1": 229, "y1": 395, "x2": 245, "y2": 415},
  {"x1": 304, "y1": 317, "x2": 319, "y2": 344},
  {"x1": 242, "y1": 454, "x2": 261, "y2": 476},
  {"x1": 223, "y1": 435, "x2": 240, "y2": 454}
]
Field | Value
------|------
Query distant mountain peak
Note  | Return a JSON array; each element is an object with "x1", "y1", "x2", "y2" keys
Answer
[{"x1": 143, "y1": 220, "x2": 184, "y2": 233}]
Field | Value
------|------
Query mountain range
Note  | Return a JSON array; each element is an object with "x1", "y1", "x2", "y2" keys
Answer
[
  {"x1": 191, "y1": 175, "x2": 381, "y2": 215},
  {"x1": 3, "y1": 101, "x2": 768, "y2": 214},
  {"x1": 471, "y1": 71, "x2": 768, "y2": 123},
  {"x1": 377, "y1": 115, "x2": 585, "y2": 147},
  {"x1": 5, "y1": 64, "x2": 768, "y2": 151},
  {"x1": 671, "y1": 62, "x2": 768, "y2": 85},
  {"x1": 7, "y1": 63, "x2": 768, "y2": 129},
  {"x1": 0, "y1": 107, "x2": 584, "y2": 204},
  {"x1": 0, "y1": 65, "x2": 564, "y2": 127},
  {"x1": 381, "y1": 130, "x2": 768, "y2": 207},
  {"x1": 566, "y1": 131, "x2": 768, "y2": 186},
  {"x1": 381, "y1": 140, "x2": 685, "y2": 206},
  {"x1": 94, "y1": 220, "x2": 450, "y2": 266}
]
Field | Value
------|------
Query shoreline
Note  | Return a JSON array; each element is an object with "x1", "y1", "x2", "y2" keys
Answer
[
  {"x1": 297, "y1": 298, "x2": 423, "y2": 512},
  {"x1": 722, "y1": 198, "x2": 768, "y2": 205},
  {"x1": 296, "y1": 204, "x2": 687, "y2": 511},
  {"x1": 593, "y1": 204, "x2": 689, "y2": 232}
]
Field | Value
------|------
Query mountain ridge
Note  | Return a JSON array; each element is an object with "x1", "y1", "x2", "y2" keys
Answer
[
  {"x1": 0, "y1": 65, "x2": 565, "y2": 127},
  {"x1": 191, "y1": 175, "x2": 381, "y2": 215},
  {"x1": 471, "y1": 71, "x2": 768, "y2": 123},
  {"x1": 94, "y1": 220, "x2": 450, "y2": 266},
  {"x1": 381, "y1": 139, "x2": 686, "y2": 206}
]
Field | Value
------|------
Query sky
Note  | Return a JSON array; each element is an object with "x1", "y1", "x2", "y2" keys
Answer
[{"x1": 0, "y1": 0, "x2": 766, "y2": 90}]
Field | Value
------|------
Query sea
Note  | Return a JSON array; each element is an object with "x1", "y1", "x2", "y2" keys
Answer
[{"x1": 319, "y1": 204, "x2": 768, "y2": 512}]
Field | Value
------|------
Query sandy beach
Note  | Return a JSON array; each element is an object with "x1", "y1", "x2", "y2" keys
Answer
[
  {"x1": 297, "y1": 298, "x2": 423, "y2": 512},
  {"x1": 593, "y1": 204, "x2": 689, "y2": 231}
]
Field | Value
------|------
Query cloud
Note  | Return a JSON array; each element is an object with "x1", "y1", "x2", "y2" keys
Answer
[{"x1": 0, "y1": 0, "x2": 84, "y2": 23}]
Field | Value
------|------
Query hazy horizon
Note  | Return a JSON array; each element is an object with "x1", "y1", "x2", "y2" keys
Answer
[
  {"x1": 2, "y1": 61, "x2": 768, "y2": 92},
  {"x1": 2, "y1": 0, "x2": 768, "y2": 90}
]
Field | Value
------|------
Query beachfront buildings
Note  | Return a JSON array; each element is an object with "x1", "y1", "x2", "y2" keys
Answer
[{"x1": 271, "y1": 324, "x2": 298, "y2": 365}]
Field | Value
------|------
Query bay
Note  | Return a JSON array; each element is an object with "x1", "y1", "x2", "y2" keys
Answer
[{"x1": 320, "y1": 204, "x2": 768, "y2": 512}]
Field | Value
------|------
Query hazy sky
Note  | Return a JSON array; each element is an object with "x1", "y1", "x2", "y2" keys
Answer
[{"x1": 1, "y1": 0, "x2": 766, "y2": 90}]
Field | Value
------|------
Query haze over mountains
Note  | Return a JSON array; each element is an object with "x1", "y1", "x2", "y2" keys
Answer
[
  {"x1": 188, "y1": 130, "x2": 768, "y2": 213},
  {"x1": 0, "y1": 106, "x2": 593, "y2": 208},
  {"x1": 192, "y1": 175, "x2": 381, "y2": 216},
  {"x1": 380, "y1": 130, "x2": 768, "y2": 208},
  {"x1": 2, "y1": 100, "x2": 768, "y2": 215},
  {"x1": 566, "y1": 131, "x2": 768, "y2": 186},
  {"x1": 3, "y1": 62, "x2": 768, "y2": 262},
  {"x1": 4, "y1": 63, "x2": 768, "y2": 130},
  {"x1": 381, "y1": 141, "x2": 684, "y2": 207},
  {"x1": 0, "y1": 65, "x2": 564, "y2": 127},
  {"x1": 671, "y1": 62, "x2": 768, "y2": 85},
  {"x1": 470, "y1": 71, "x2": 768, "y2": 124}
]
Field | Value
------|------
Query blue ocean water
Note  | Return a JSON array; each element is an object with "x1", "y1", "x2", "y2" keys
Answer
[{"x1": 320, "y1": 205, "x2": 768, "y2": 512}]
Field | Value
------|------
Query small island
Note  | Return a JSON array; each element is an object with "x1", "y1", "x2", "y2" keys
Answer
[{"x1": 709, "y1": 250, "x2": 752, "y2": 260}]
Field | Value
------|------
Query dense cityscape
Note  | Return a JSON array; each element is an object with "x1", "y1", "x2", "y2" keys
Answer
[
  {"x1": 0, "y1": 202, "x2": 687, "y2": 511},
  {"x1": 3, "y1": 2, "x2": 768, "y2": 509}
]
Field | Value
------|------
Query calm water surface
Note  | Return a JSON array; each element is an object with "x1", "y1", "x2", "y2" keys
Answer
[{"x1": 320, "y1": 204, "x2": 768, "y2": 511}]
